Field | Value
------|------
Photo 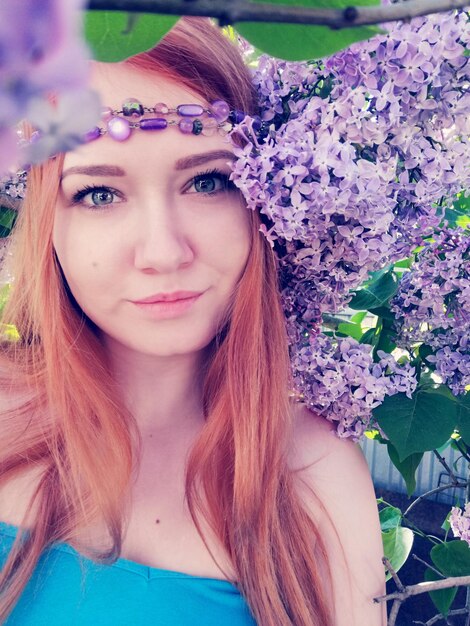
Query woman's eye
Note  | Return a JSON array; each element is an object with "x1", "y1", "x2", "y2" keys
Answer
[
  {"x1": 71, "y1": 186, "x2": 123, "y2": 208},
  {"x1": 188, "y1": 171, "x2": 234, "y2": 195}
]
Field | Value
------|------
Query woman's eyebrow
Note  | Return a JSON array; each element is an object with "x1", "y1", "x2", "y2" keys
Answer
[
  {"x1": 61, "y1": 164, "x2": 125, "y2": 180},
  {"x1": 60, "y1": 150, "x2": 236, "y2": 181},
  {"x1": 174, "y1": 150, "x2": 235, "y2": 170}
]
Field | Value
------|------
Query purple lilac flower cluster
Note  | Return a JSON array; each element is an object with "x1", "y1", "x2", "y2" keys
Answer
[
  {"x1": 450, "y1": 504, "x2": 470, "y2": 544},
  {"x1": 0, "y1": 0, "x2": 97, "y2": 174},
  {"x1": 292, "y1": 335, "x2": 418, "y2": 439},
  {"x1": 231, "y1": 11, "x2": 470, "y2": 330},
  {"x1": 391, "y1": 226, "x2": 469, "y2": 395}
]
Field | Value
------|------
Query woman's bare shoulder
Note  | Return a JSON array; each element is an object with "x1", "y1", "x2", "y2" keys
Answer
[{"x1": 289, "y1": 402, "x2": 387, "y2": 626}]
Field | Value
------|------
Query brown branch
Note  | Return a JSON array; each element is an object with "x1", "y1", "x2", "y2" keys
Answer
[
  {"x1": 375, "y1": 576, "x2": 470, "y2": 626},
  {"x1": 433, "y1": 449, "x2": 460, "y2": 485},
  {"x1": 403, "y1": 480, "x2": 468, "y2": 518},
  {"x1": 377, "y1": 574, "x2": 470, "y2": 602},
  {"x1": 86, "y1": 0, "x2": 470, "y2": 28},
  {"x1": 414, "y1": 608, "x2": 469, "y2": 625}
]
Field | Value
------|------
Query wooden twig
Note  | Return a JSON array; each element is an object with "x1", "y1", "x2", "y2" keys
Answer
[
  {"x1": 403, "y1": 481, "x2": 468, "y2": 518},
  {"x1": 433, "y1": 449, "x2": 460, "y2": 485},
  {"x1": 376, "y1": 576, "x2": 470, "y2": 626},
  {"x1": 383, "y1": 556, "x2": 406, "y2": 592},
  {"x1": 376, "y1": 575, "x2": 470, "y2": 603},
  {"x1": 411, "y1": 553, "x2": 445, "y2": 579},
  {"x1": 86, "y1": 0, "x2": 470, "y2": 28},
  {"x1": 414, "y1": 608, "x2": 469, "y2": 625}
]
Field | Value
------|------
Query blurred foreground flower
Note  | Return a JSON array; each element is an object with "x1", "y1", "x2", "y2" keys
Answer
[{"x1": 0, "y1": 0, "x2": 95, "y2": 173}]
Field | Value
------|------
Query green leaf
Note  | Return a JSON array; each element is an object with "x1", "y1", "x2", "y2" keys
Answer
[
  {"x1": 431, "y1": 541, "x2": 470, "y2": 577},
  {"x1": 235, "y1": 0, "x2": 381, "y2": 61},
  {"x1": 424, "y1": 568, "x2": 457, "y2": 617},
  {"x1": 379, "y1": 505, "x2": 402, "y2": 531},
  {"x1": 367, "y1": 306, "x2": 395, "y2": 321},
  {"x1": 441, "y1": 511, "x2": 452, "y2": 533},
  {"x1": 359, "y1": 327, "x2": 379, "y2": 346},
  {"x1": 350, "y1": 311, "x2": 367, "y2": 324},
  {"x1": 0, "y1": 206, "x2": 17, "y2": 234},
  {"x1": 443, "y1": 193, "x2": 470, "y2": 230},
  {"x1": 374, "y1": 389, "x2": 458, "y2": 461},
  {"x1": 84, "y1": 11, "x2": 179, "y2": 62},
  {"x1": 372, "y1": 319, "x2": 397, "y2": 359},
  {"x1": 393, "y1": 258, "x2": 413, "y2": 270},
  {"x1": 382, "y1": 527, "x2": 413, "y2": 581},
  {"x1": 387, "y1": 442, "x2": 423, "y2": 496},
  {"x1": 456, "y1": 393, "x2": 470, "y2": 444},
  {"x1": 337, "y1": 321, "x2": 363, "y2": 340},
  {"x1": 349, "y1": 271, "x2": 398, "y2": 311}
]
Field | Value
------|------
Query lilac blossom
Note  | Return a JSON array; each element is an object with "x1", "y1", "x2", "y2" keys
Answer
[
  {"x1": 231, "y1": 10, "x2": 470, "y2": 330},
  {"x1": 292, "y1": 334, "x2": 417, "y2": 439},
  {"x1": 0, "y1": 0, "x2": 95, "y2": 173},
  {"x1": 450, "y1": 504, "x2": 470, "y2": 544},
  {"x1": 391, "y1": 226, "x2": 470, "y2": 395}
]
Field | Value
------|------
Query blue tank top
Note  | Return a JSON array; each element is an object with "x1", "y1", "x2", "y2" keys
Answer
[{"x1": 0, "y1": 521, "x2": 257, "y2": 625}]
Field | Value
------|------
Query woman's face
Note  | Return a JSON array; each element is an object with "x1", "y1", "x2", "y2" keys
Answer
[{"x1": 53, "y1": 63, "x2": 251, "y2": 357}]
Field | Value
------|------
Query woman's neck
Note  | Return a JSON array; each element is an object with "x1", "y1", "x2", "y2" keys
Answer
[{"x1": 102, "y1": 336, "x2": 208, "y2": 438}]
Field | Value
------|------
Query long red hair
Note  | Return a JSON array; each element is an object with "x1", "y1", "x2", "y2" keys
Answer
[{"x1": 0, "y1": 18, "x2": 333, "y2": 626}]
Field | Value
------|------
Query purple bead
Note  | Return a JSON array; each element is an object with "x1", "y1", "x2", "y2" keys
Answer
[
  {"x1": 211, "y1": 100, "x2": 230, "y2": 122},
  {"x1": 178, "y1": 119, "x2": 194, "y2": 134},
  {"x1": 140, "y1": 118, "x2": 168, "y2": 131},
  {"x1": 230, "y1": 109, "x2": 246, "y2": 124},
  {"x1": 83, "y1": 126, "x2": 101, "y2": 142},
  {"x1": 177, "y1": 104, "x2": 204, "y2": 117},
  {"x1": 107, "y1": 116, "x2": 131, "y2": 141}
]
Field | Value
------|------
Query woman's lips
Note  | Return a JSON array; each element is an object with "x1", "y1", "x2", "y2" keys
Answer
[{"x1": 130, "y1": 292, "x2": 203, "y2": 320}]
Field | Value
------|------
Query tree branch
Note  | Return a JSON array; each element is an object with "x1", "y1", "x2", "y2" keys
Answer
[
  {"x1": 375, "y1": 576, "x2": 470, "y2": 626},
  {"x1": 414, "y1": 608, "x2": 469, "y2": 625},
  {"x1": 86, "y1": 0, "x2": 470, "y2": 28},
  {"x1": 403, "y1": 480, "x2": 468, "y2": 518},
  {"x1": 376, "y1": 575, "x2": 470, "y2": 603}
]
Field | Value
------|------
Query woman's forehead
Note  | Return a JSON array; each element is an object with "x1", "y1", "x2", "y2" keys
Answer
[
  {"x1": 89, "y1": 62, "x2": 206, "y2": 110},
  {"x1": 60, "y1": 62, "x2": 234, "y2": 171}
]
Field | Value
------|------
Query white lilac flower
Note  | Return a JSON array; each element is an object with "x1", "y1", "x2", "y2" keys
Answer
[{"x1": 450, "y1": 504, "x2": 470, "y2": 544}]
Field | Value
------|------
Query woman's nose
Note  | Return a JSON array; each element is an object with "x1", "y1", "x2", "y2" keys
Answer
[{"x1": 132, "y1": 199, "x2": 194, "y2": 273}]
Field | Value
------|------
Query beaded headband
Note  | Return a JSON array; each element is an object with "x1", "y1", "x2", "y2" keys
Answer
[
  {"x1": 86, "y1": 97, "x2": 249, "y2": 142},
  {"x1": 0, "y1": 97, "x2": 265, "y2": 201}
]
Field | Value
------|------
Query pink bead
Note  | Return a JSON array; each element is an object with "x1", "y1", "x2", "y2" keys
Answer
[
  {"x1": 178, "y1": 119, "x2": 194, "y2": 134},
  {"x1": 201, "y1": 117, "x2": 218, "y2": 137},
  {"x1": 154, "y1": 102, "x2": 169, "y2": 115},
  {"x1": 107, "y1": 116, "x2": 131, "y2": 141}
]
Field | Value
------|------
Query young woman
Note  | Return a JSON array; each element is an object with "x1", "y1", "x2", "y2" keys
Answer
[{"x1": 0, "y1": 17, "x2": 386, "y2": 626}]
